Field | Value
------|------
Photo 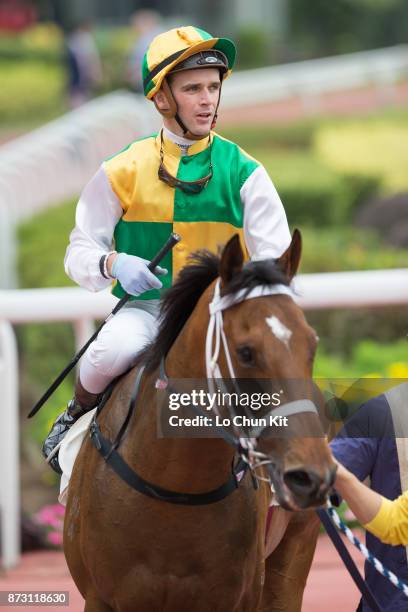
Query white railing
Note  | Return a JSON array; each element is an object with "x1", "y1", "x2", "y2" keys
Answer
[
  {"x1": 0, "y1": 92, "x2": 159, "y2": 225},
  {"x1": 0, "y1": 320, "x2": 19, "y2": 571},
  {"x1": 0, "y1": 268, "x2": 407, "y2": 569},
  {"x1": 222, "y1": 45, "x2": 408, "y2": 107}
]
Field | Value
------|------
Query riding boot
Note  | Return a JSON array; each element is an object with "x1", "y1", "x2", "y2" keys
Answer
[{"x1": 42, "y1": 379, "x2": 102, "y2": 474}]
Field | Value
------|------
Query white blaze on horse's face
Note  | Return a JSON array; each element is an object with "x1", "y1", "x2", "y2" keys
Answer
[{"x1": 265, "y1": 315, "x2": 292, "y2": 349}]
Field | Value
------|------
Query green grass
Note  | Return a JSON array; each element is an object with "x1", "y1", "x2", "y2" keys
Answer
[
  {"x1": 0, "y1": 59, "x2": 66, "y2": 127},
  {"x1": 300, "y1": 226, "x2": 408, "y2": 273},
  {"x1": 18, "y1": 200, "x2": 76, "y2": 289},
  {"x1": 222, "y1": 121, "x2": 317, "y2": 150},
  {"x1": 314, "y1": 339, "x2": 408, "y2": 378}
]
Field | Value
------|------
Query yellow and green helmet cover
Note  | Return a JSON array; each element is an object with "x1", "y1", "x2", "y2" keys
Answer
[{"x1": 142, "y1": 26, "x2": 236, "y2": 99}]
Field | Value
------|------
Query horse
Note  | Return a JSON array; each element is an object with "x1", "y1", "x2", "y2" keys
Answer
[{"x1": 63, "y1": 230, "x2": 335, "y2": 611}]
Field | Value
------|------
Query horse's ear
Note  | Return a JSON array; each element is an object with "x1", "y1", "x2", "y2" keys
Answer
[
  {"x1": 219, "y1": 234, "x2": 244, "y2": 284},
  {"x1": 277, "y1": 229, "x2": 302, "y2": 282}
]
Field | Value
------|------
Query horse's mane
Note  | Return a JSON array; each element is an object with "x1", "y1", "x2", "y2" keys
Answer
[{"x1": 137, "y1": 249, "x2": 289, "y2": 372}]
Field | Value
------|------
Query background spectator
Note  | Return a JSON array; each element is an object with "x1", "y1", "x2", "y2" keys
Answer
[
  {"x1": 126, "y1": 9, "x2": 162, "y2": 93},
  {"x1": 65, "y1": 20, "x2": 103, "y2": 108}
]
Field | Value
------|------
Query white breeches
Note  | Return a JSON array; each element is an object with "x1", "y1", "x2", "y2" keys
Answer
[{"x1": 79, "y1": 301, "x2": 160, "y2": 394}]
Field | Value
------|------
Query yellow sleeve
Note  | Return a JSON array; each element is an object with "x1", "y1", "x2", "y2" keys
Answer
[{"x1": 363, "y1": 492, "x2": 408, "y2": 546}]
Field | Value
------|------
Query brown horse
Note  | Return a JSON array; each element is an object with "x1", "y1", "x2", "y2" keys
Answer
[{"x1": 64, "y1": 231, "x2": 335, "y2": 611}]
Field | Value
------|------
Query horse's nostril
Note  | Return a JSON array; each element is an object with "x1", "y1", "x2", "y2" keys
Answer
[
  {"x1": 283, "y1": 469, "x2": 317, "y2": 495},
  {"x1": 283, "y1": 468, "x2": 334, "y2": 504}
]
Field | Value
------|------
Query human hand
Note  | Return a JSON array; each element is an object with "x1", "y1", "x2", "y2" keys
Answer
[
  {"x1": 111, "y1": 253, "x2": 167, "y2": 296},
  {"x1": 331, "y1": 458, "x2": 352, "y2": 486}
]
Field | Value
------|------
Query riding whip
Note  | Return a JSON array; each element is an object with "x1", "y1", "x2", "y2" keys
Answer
[{"x1": 28, "y1": 232, "x2": 181, "y2": 418}]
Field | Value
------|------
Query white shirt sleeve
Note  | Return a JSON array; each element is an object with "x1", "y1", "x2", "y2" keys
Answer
[
  {"x1": 241, "y1": 164, "x2": 291, "y2": 260},
  {"x1": 64, "y1": 164, "x2": 123, "y2": 291}
]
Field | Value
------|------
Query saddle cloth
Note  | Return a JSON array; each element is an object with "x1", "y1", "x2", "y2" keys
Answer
[{"x1": 58, "y1": 408, "x2": 97, "y2": 506}]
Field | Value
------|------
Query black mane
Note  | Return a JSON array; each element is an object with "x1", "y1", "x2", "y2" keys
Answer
[{"x1": 137, "y1": 250, "x2": 289, "y2": 372}]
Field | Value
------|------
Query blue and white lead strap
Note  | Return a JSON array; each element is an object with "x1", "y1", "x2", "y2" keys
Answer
[{"x1": 327, "y1": 503, "x2": 408, "y2": 598}]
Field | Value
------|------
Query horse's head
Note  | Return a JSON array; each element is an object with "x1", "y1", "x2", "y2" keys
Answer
[{"x1": 146, "y1": 230, "x2": 335, "y2": 510}]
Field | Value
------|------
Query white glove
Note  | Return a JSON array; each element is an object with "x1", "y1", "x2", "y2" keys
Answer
[{"x1": 111, "y1": 253, "x2": 167, "y2": 296}]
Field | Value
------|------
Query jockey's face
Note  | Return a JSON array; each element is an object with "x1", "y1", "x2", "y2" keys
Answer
[{"x1": 158, "y1": 68, "x2": 221, "y2": 138}]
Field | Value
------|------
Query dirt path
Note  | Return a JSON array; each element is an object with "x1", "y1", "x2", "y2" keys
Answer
[
  {"x1": 0, "y1": 130, "x2": 24, "y2": 145},
  {"x1": 219, "y1": 81, "x2": 408, "y2": 126},
  {"x1": 0, "y1": 533, "x2": 365, "y2": 611}
]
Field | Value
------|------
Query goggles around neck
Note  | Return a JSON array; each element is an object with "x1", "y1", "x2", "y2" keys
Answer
[{"x1": 158, "y1": 130, "x2": 213, "y2": 194}]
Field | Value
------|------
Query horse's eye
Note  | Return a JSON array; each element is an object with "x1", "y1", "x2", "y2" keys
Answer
[{"x1": 236, "y1": 345, "x2": 255, "y2": 366}]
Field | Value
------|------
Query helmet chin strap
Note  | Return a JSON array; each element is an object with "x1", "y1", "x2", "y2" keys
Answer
[{"x1": 154, "y1": 77, "x2": 222, "y2": 140}]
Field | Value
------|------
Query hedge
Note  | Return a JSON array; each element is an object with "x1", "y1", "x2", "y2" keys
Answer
[
  {"x1": 252, "y1": 149, "x2": 380, "y2": 226},
  {"x1": 18, "y1": 201, "x2": 76, "y2": 444},
  {"x1": 314, "y1": 120, "x2": 408, "y2": 193},
  {"x1": 0, "y1": 24, "x2": 63, "y2": 62},
  {"x1": 300, "y1": 226, "x2": 408, "y2": 273},
  {"x1": 301, "y1": 227, "x2": 408, "y2": 360},
  {"x1": 314, "y1": 339, "x2": 408, "y2": 378},
  {"x1": 0, "y1": 59, "x2": 65, "y2": 126},
  {"x1": 221, "y1": 122, "x2": 316, "y2": 150}
]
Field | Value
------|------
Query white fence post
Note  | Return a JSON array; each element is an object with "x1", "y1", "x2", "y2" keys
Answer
[
  {"x1": 0, "y1": 199, "x2": 17, "y2": 290},
  {"x1": 0, "y1": 320, "x2": 20, "y2": 569}
]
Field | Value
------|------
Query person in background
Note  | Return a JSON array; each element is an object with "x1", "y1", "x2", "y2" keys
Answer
[
  {"x1": 66, "y1": 20, "x2": 103, "y2": 108},
  {"x1": 330, "y1": 382, "x2": 408, "y2": 612},
  {"x1": 126, "y1": 9, "x2": 162, "y2": 92}
]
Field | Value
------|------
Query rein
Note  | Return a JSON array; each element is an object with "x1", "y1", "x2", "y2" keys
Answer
[
  {"x1": 89, "y1": 278, "x2": 319, "y2": 504},
  {"x1": 89, "y1": 364, "x2": 250, "y2": 505}
]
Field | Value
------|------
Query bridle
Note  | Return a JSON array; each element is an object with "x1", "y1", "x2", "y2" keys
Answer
[{"x1": 202, "y1": 278, "x2": 319, "y2": 483}]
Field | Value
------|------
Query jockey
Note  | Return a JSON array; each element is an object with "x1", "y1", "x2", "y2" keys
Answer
[{"x1": 43, "y1": 26, "x2": 292, "y2": 473}]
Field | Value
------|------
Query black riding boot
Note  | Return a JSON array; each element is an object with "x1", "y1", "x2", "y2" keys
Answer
[{"x1": 42, "y1": 380, "x2": 101, "y2": 474}]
